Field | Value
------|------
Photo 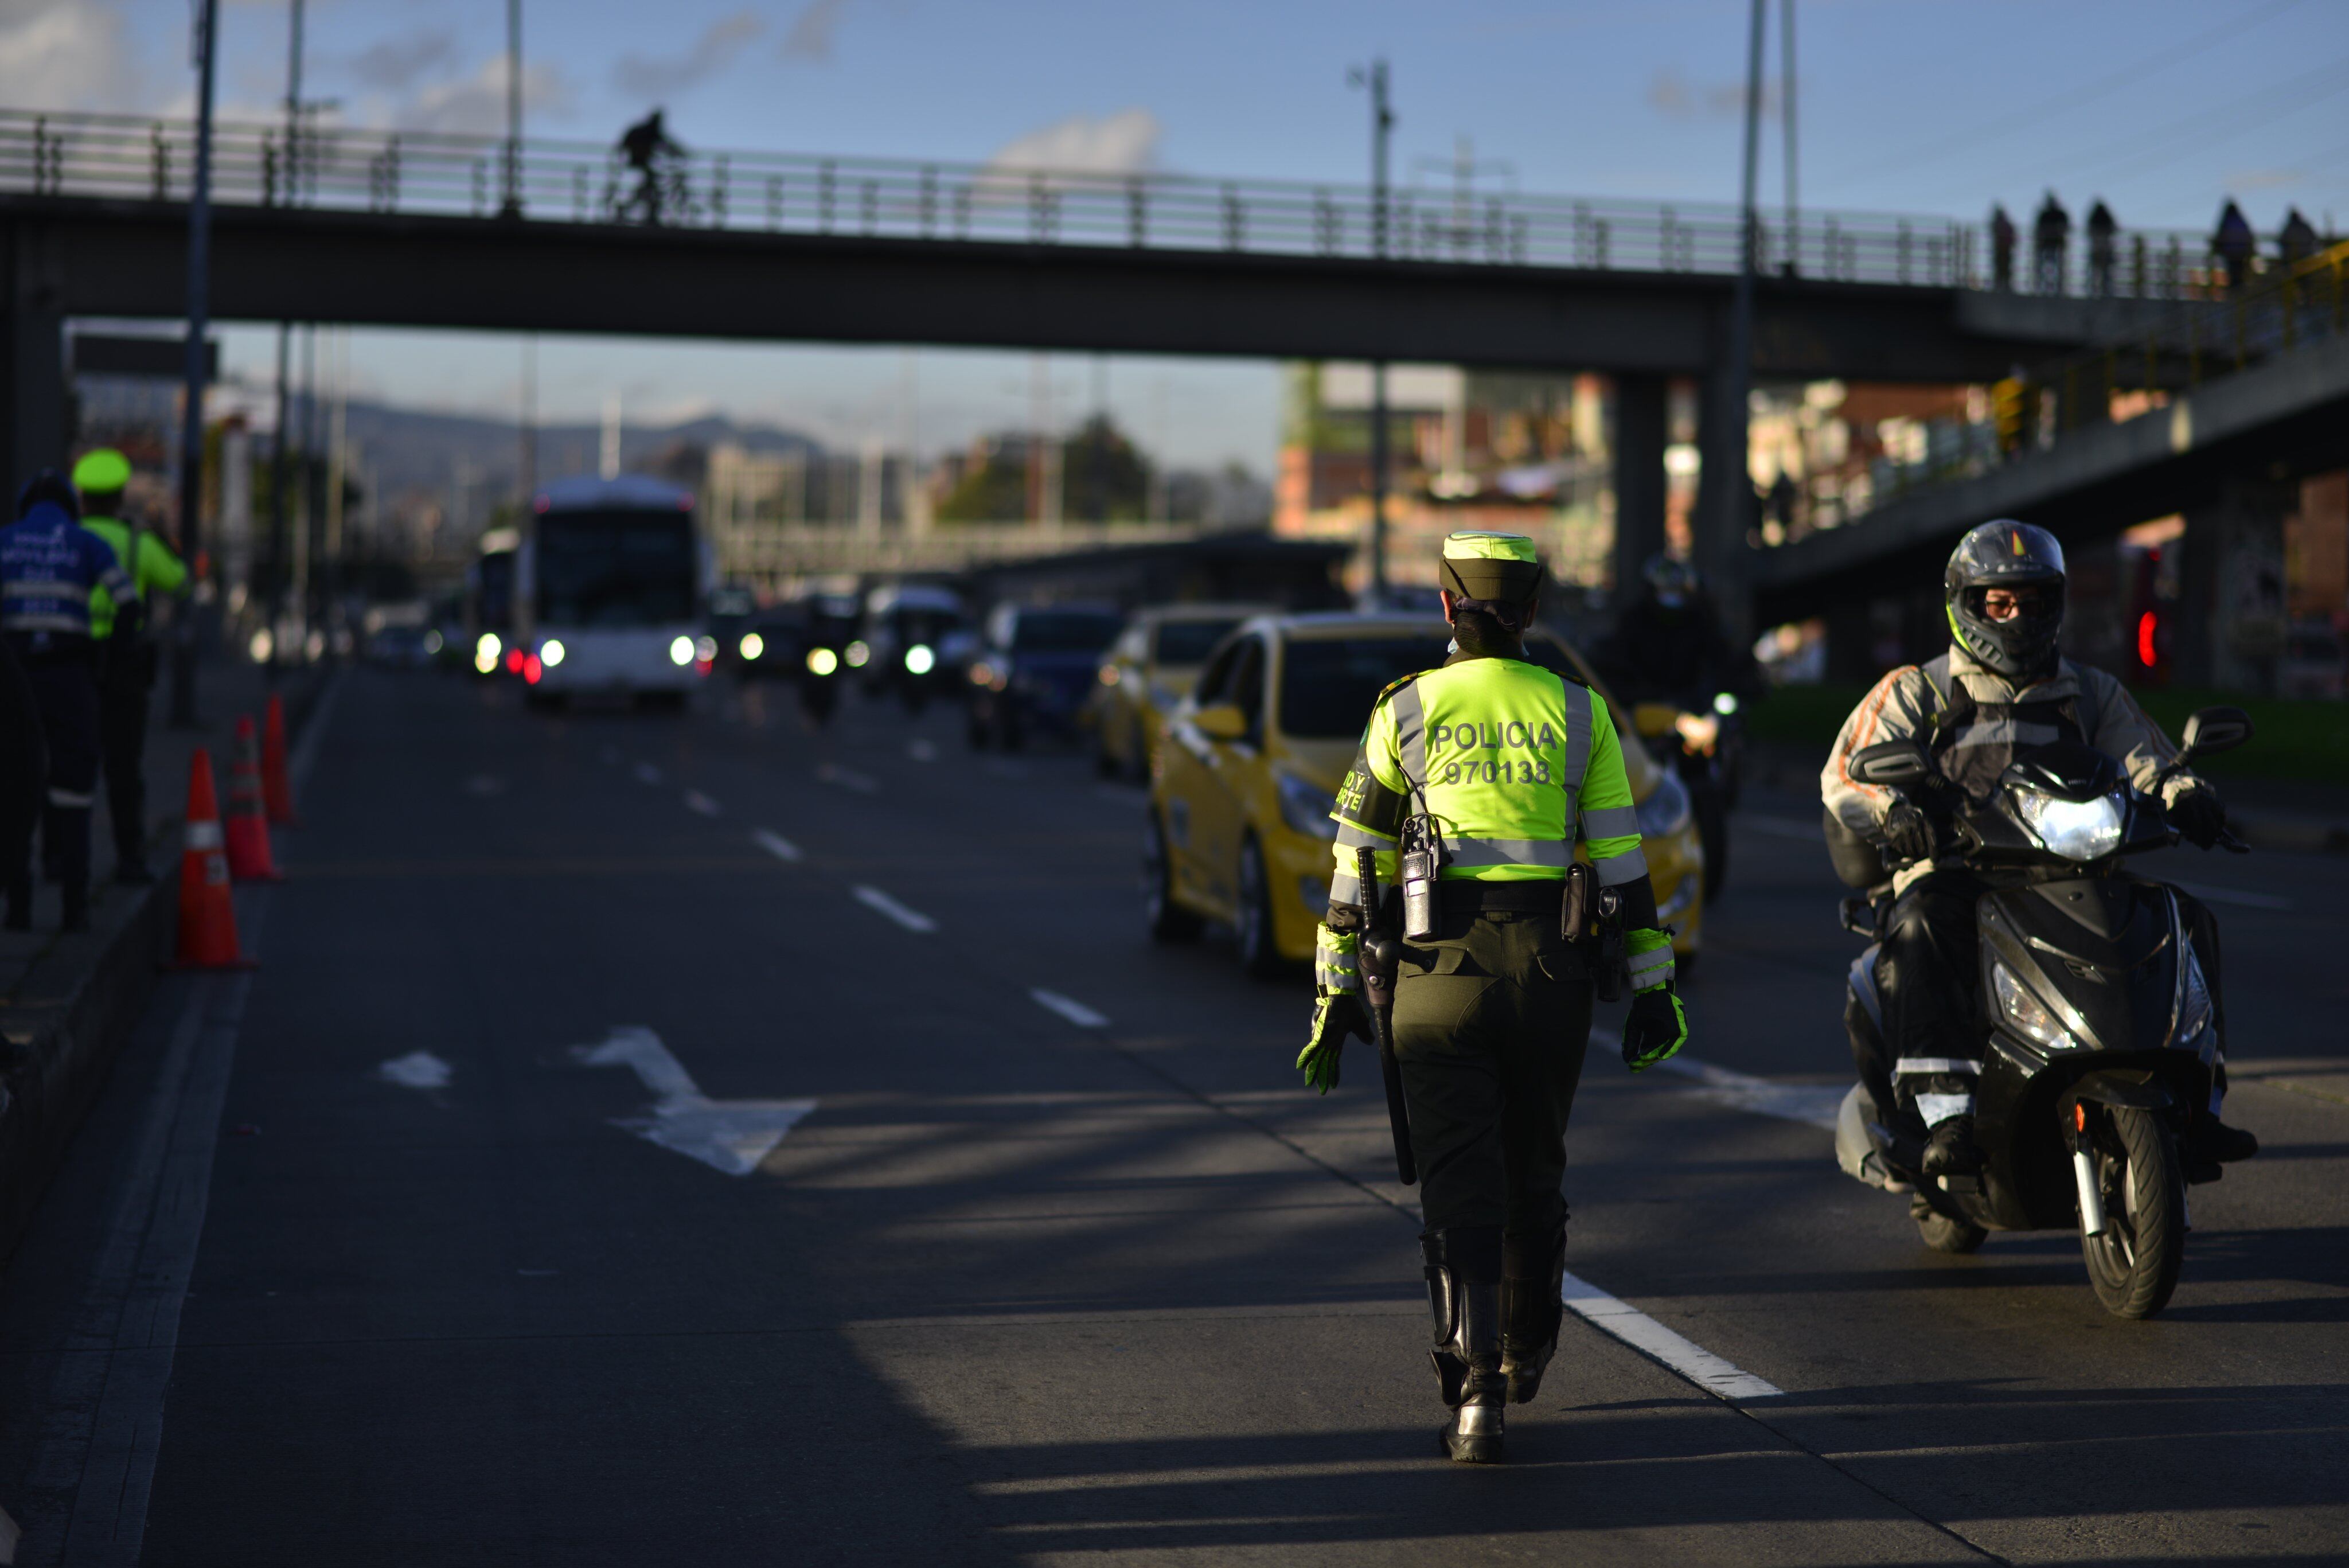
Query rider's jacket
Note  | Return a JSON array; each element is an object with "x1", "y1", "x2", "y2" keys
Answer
[{"x1": 1823, "y1": 645, "x2": 2203, "y2": 889}]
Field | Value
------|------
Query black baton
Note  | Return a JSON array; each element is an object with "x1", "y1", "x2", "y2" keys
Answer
[{"x1": 1356, "y1": 847, "x2": 1418, "y2": 1186}]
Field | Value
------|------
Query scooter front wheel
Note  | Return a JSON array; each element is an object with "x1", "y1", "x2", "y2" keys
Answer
[
  {"x1": 1911, "y1": 1196, "x2": 1987, "y2": 1254},
  {"x1": 2081, "y1": 1107, "x2": 2186, "y2": 1319}
]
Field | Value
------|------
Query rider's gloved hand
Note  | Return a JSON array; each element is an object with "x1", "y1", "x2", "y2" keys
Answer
[
  {"x1": 2166, "y1": 781, "x2": 2227, "y2": 849},
  {"x1": 1881, "y1": 801, "x2": 1936, "y2": 865},
  {"x1": 1621, "y1": 982, "x2": 1688, "y2": 1073},
  {"x1": 1298, "y1": 993, "x2": 1369, "y2": 1093}
]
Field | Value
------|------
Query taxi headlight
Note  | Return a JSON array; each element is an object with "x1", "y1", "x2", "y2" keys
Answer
[
  {"x1": 1992, "y1": 959, "x2": 2077, "y2": 1051},
  {"x1": 669, "y1": 635, "x2": 694, "y2": 666},
  {"x1": 1277, "y1": 771, "x2": 1340, "y2": 841},
  {"x1": 905, "y1": 643, "x2": 935, "y2": 676},
  {"x1": 740, "y1": 631, "x2": 765, "y2": 661},
  {"x1": 2012, "y1": 786, "x2": 2124, "y2": 862},
  {"x1": 539, "y1": 638, "x2": 565, "y2": 668},
  {"x1": 1636, "y1": 770, "x2": 1692, "y2": 838},
  {"x1": 805, "y1": 645, "x2": 840, "y2": 677}
]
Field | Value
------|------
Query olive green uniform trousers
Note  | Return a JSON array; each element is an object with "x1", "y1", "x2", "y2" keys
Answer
[{"x1": 1392, "y1": 908, "x2": 1596, "y2": 1237}]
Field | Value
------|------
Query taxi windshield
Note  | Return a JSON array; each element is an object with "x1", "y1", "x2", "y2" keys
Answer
[
  {"x1": 1279, "y1": 634, "x2": 1450, "y2": 739},
  {"x1": 1154, "y1": 618, "x2": 1244, "y2": 666}
]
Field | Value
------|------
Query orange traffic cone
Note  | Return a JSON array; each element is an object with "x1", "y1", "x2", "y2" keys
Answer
[
  {"x1": 176, "y1": 750, "x2": 254, "y2": 970},
  {"x1": 262, "y1": 692, "x2": 298, "y2": 826},
  {"x1": 225, "y1": 716, "x2": 283, "y2": 883}
]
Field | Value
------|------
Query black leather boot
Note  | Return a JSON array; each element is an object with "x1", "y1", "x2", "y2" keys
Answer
[
  {"x1": 1922, "y1": 1114, "x2": 1984, "y2": 1177},
  {"x1": 1500, "y1": 1222, "x2": 1567, "y2": 1406},
  {"x1": 1424, "y1": 1228, "x2": 1507, "y2": 1464}
]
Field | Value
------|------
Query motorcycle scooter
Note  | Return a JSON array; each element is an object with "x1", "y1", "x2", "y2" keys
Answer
[{"x1": 1828, "y1": 707, "x2": 2252, "y2": 1320}]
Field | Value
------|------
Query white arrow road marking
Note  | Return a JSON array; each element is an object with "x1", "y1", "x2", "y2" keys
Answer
[
  {"x1": 1031, "y1": 989, "x2": 1110, "y2": 1028},
  {"x1": 1651, "y1": 1052, "x2": 1844, "y2": 1130},
  {"x1": 572, "y1": 1026, "x2": 817, "y2": 1177},
  {"x1": 684, "y1": 790, "x2": 722, "y2": 816},
  {"x1": 378, "y1": 1051, "x2": 452, "y2": 1090},
  {"x1": 752, "y1": 828, "x2": 803, "y2": 863},
  {"x1": 633, "y1": 762, "x2": 662, "y2": 785},
  {"x1": 817, "y1": 762, "x2": 879, "y2": 794},
  {"x1": 1560, "y1": 1271, "x2": 1783, "y2": 1401},
  {"x1": 853, "y1": 885, "x2": 937, "y2": 933}
]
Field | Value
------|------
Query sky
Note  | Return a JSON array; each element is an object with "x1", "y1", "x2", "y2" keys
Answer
[{"x1": 12, "y1": 0, "x2": 2348, "y2": 473}]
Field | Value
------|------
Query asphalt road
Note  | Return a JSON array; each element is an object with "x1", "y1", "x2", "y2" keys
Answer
[{"x1": 2, "y1": 668, "x2": 2342, "y2": 1565}]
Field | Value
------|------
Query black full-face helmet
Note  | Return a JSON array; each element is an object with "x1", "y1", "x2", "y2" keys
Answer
[
  {"x1": 15, "y1": 469, "x2": 80, "y2": 521},
  {"x1": 1945, "y1": 519, "x2": 2066, "y2": 677}
]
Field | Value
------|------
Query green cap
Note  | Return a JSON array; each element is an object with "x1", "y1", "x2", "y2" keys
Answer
[
  {"x1": 72, "y1": 448, "x2": 131, "y2": 496},
  {"x1": 1438, "y1": 531, "x2": 1543, "y2": 603}
]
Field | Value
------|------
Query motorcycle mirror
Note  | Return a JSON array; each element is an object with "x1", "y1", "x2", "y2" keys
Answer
[
  {"x1": 1847, "y1": 740, "x2": 1931, "y2": 789},
  {"x1": 2179, "y1": 706, "x2": 2253, "y2": 761}
]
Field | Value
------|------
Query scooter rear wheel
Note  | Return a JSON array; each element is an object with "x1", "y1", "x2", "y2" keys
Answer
[
  {"x1": 2081, "y1": 1107, "x2": 2186, "y2": 1319},
  {"x1": 1911, "y1": 1198, "x2": 1988, "y2": 1254}
]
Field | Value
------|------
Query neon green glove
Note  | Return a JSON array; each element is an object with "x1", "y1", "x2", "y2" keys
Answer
[
  {"x1": 1299, "y1": 992, "x2": 1370, "y2": 1093},
  {"x1": 1621, "y1": 984, "x2": 1687, "y2": 1073}
]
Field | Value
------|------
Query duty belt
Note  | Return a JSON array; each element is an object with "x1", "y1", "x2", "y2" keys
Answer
[{"x1": 1439, "y1": 880, "x2": 1566, "y2": 915}]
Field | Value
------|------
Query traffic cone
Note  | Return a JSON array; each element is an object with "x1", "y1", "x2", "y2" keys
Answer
[
  {"x1": 225, "y1": 716, "x2": 283, "y2": 883},
  {"x1": 262, "y1": 692, "x2": 298, "y2": 826},
  {"x1": 175, "y1": 750, "x2": 253, "y2": 970}
]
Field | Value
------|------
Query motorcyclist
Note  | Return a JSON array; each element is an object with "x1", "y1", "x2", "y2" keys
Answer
[
  {"x1": 1822, "y1": 520, "x2": 2257, "y2": 1178},
  {"x1": 1591, "y1": 555, "x2": 1760, "y2": 711}
]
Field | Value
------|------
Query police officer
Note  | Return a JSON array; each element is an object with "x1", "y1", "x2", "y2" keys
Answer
[
  {"x1": 2, "y1": 473, "x2": 138, "y2": 930},
  {"x1": 1297, "y1": 532, "x2": 1689, "y2": 1465},
  {"x1": 73, "y1": 448, "x2": 188, "y2": 883}
]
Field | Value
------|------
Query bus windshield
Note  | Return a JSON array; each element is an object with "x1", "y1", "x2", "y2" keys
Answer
[{"x1": 537, "y1": 509, "x2": 697, "y2": 628}]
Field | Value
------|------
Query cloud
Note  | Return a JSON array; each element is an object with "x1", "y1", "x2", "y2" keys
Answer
[
  {"x1": 783, "y1": 0, "x2": 855, "y2": 62},
  {"x1": 985, "y1": 108, "x2": 1162, "y2": 178},
  {"x1": 400, "y1": 56, "x2": 573, "y2": 135},
  {"x1": 1647, "y1": 68, "x2": 1778, "y2": 122},
  {"x1": 0, "y1": 0, "x2": 135, "y2": 112},
  {"x1": 350, "y1": 30, "x2": 461, "y2": 93},
  {"x1": 613, "y1": 10, "x2": 764, "y2": 99}
]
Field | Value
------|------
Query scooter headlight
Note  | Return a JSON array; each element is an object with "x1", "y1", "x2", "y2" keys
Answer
[
  {"x1": 1992, "y1": 958, "x2": 2078, "y2": 1051},
  {"x1": 1636, "y1": 769, "x2": 1692, "y2": 838},
  {"x1": 2011, "y1": 786, "x2": 2125, "y2": 862}
]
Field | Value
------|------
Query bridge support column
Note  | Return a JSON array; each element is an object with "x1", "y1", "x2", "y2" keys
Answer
[
  {"x1": 2174, "y1": 478, "x2": 2293, "y2": 696},
  {"x1": 1691, "y1": 348, "x2": 1754, "y2": 637},
  {"x1": 1, "y1": 224, "x2": 68, "y2": 505},
  {"x1": 1609, "y1": 372, "x2": 1668, "y2": 596}
]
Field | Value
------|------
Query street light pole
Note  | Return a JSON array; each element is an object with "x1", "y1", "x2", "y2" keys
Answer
[
  {"x1": 502, "y1": 0, "x2": 523, "y2": 216},
  {"x1": 1708, "y1": 0, "x2": 1767, "y2": 633},
  {"x1": 170, "y1": 0, "x2": 220, "y2": 725},
  {"x1": 1781, "y1": 0, "x2": 1798, "y2": 274},
  {"x1": 1351, "y1": 58, "x2": 1395, "y2": 602}
]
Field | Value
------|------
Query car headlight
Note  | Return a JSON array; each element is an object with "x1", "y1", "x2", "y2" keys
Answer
[
  {"x1": 2175, "y1": 945, "x2": 2214, "y2": 1047},
  {"x1": 2012, "y1": 786, "x2": 2124, "y2": 862},
  {"x1": 740, "y1": 631, "x2": 765, "y2": 661},
  {"x1": 1992, "y1": 959, "x2": 2077, "y2": 1051},
  {"x1": 845, "y1": 639, "x2": 871, "y2": 669},
  {"x1": 1636, "y1": 770, "x2": 1692, "y2": 838},
  {"x1": 669, "y1": 635, "x2": 694, "y2": 667},
  {"x1": 1277, "y1": 772, "x2": 1340, "y2": 841},
  {"x1": 905, "y1": 643, "x2": 935, "y2": 675},
  {"x1": 539, "y1": 638, "x2": 565, "y2": 668},
  {"x1": 806, "y1": 646, "x2": 839, "y2": 676},
  {"x1": 1712, "y1": 691, "x2": 1740, "y2": 716}
]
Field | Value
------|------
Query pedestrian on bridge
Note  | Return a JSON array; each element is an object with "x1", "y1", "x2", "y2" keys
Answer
[
  {"x1": 618, "y1": 109, "x2": 685, "y2": 225},
  {"x1": 2213, "y1": 200, "x2": 2254, "y2": 293},
  {"x1": 1989, "y1": 204, "x2": 2017, "y2": 291},
  {"x1": 2086, "y1": 200, "x2": 2118, "y2": 297},
  {"x1": 73, "y1": 448, "x2": 188, "y2": 884},
  {"x1": 1, "y1": 474, "x2": 137, "y2": 931},
  {"x1": 1297, "y1": 532, "x2": 1687, "y2": 1465},
  {"x1": 2032, "y1": 192, "x2": 2070, "y2": 295},
  {"x1": 2278, "y1": 208, "x2": 2319, "y2": 269}
]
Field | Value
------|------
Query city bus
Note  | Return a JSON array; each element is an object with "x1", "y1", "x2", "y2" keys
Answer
[
  {"x1": 512, "y1": 475, "x2": 713, "y2": 709},
  {"x1": 465, "y1": 526, "x2": 520, "y2": 678}
]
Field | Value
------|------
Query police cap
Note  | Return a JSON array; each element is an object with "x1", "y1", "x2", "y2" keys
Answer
[
  {"x1": 1438, "y1": 532, "x2": 1543, "y2": 605},
  {"x1": 72, "y1": 448, "x2": 132, "y2": 497}
]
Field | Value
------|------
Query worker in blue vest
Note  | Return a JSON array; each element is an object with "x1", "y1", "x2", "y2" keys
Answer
[{"x1": 2, "y1": 473, "x2": 138, "y2": 930}]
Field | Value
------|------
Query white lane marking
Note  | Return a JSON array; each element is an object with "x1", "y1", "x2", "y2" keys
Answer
[
  {"x1": 2173, "y1": 879, "x2": 2295, "y2": 912},
  {"x1": 1560, "y1": 1271, "x2": 1784, "y2": 1401},
  {"x1": 572, "y1": 1026, "x2": 818, "y2": 1177},
  {"x1": 907, "y1": 738, "x2": 938, "y2": 762},
  {"x1": 818, "y1": 762, "x2": 879, "y2": 794},
  {"x1": 684, "y1": 790, "x2": 722, "y2": 817},
  {"x1": 1031, "y1": 989, "x2": 1110, "y2": 1028},
  {"x1": 752, "y1": 829, "x2": 803, "y2": 864},
  {"x1": 633, "y1": 762, "x2": 662, "y2": 785},
  {"x1": 1, "y1": 1504, "x2": 17, "y2": 1559},
  {"x1": 853, "y1": 885, "x2": 937, "y2": 933},
  {"x1": 1652, "y1": 1052, "x2": 1844, "y2": 1130},
  {"x1": 377, "y1": 1051, "x2": 452, "y2": 1090},
  {"x1": 1740, "y1": 813, "x2": 1822, "y2": 841}
]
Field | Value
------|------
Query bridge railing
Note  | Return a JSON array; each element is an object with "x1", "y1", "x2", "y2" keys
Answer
[
  {"x1": 1758, "y1": 239, "x2": 2349, "y2": 545},
  {"x1": 0, "y1": 107, "x2": 2214, "y2": 295}
]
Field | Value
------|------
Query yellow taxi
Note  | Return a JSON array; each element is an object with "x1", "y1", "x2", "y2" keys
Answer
[
  {"x1": 1143, "y1": 611, "x2": 1704, "y2": 977},
  {"x1": 1089, "y1": 603, "x2": 1264, "y2": 781}
]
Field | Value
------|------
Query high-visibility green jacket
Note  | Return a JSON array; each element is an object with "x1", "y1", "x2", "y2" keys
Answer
[
  {"x1": 1317, "y1": 648, "x2": 1673, "y2": 993},
  {"x1": 81, "y1": 516, "x2": 188, "y2": 639}
]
